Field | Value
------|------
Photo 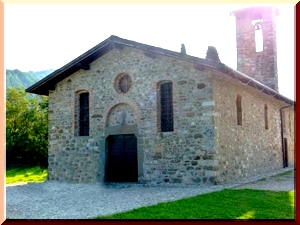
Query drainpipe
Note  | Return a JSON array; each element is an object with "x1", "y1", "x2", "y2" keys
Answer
[{"x1": 280, "y1": 105, "x2": 292, "y2": 168}]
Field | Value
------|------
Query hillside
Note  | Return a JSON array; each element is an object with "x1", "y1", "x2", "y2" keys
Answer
[{"x1": 6, "y1": 69, "x2": 54, "y2": 89}]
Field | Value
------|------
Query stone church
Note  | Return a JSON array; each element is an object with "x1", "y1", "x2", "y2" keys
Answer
[{"x1": 26, "y1": 6, "x2": 295, "y2": 185}]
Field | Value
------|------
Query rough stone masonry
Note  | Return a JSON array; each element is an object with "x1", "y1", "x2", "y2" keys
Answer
[{"x1": 26, "y1": 6, "x2": 294, "y2": 186}]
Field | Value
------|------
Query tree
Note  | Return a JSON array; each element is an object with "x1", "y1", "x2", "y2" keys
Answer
[
  {"x1": 6, "y1": 86, "x2": 48, "y2": 167},
  {"x1": 205, "y1": 46, "x2": 221, "y2": 62}
]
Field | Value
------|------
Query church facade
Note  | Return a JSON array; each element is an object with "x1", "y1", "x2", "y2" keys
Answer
[{"x1": 26, "y1": 6, "x2": 295, "y2": 185}]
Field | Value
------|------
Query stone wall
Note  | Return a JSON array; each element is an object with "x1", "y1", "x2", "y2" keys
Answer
[
  {"x1": 212, "y1": 72, "x2": 294, "y2": 184},
  {"x1": 282, "y1": 106, "x2": 295, "y2": 166},
  {"x1": 47, "y1": 46, "x2": 217, "y2": 184},
  {"x1": 47, "y1": 45, "x2": 294, "y2": 185}
]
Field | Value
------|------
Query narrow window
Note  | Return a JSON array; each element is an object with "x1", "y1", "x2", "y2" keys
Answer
[
  {"x1": 282, "y1": 110, "x2": 286, "y2": 133},
  {"x1": 288, "y1": 113, "x2": 292, "y2": 134},
  {"x1": 159, "y1": 82, "x2": 174, "y2": 132},
  {"x1": 78, "y1": 92, "x2": 89, "y2": 136},
  {"x1": 236, "y1": 95, "x2": 242, "y2": 126},
  {"x1": 264, "y1": 104, "x2": 268, "y2": 130}
]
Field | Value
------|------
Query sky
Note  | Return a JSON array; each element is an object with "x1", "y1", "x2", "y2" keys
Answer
[{"x1": 4, "y1": 4, "x2": 295, "y2": 100}]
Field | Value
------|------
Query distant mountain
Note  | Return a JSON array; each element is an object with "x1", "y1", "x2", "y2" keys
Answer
[{"x1": 6, "y1": 69, "x2": 54, "y2": 89}]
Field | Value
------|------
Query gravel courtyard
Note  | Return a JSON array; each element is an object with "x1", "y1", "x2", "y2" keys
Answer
[{"x1": 6, "y1": 167, "x2": 295, "y2": 219}]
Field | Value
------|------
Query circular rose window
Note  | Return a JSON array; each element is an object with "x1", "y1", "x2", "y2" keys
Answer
[{"x1": 115, "y1": 73, "x2": 132, "y2": 94}]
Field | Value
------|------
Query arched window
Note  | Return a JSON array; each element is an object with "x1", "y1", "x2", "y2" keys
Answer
[
  {"x1": 75, "y1": 91, "x2": 89, "y2": 136},
  {"x1": 236, "y1": 95, "x2": 242, "y2": 126},
  {"x1": 282, "y1": 110, "x2": 286, "y2": 133},
  {"x1": 158, "y1": 81, "x2": 174, "y2": 132}
]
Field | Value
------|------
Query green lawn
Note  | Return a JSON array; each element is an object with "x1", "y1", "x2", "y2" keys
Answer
[
  {"x1": 6, "y1": 166, "x2": 47, "y2": 184},
  {"x1": 96, "y1": 189, "x2": 295, "y2": 219}
]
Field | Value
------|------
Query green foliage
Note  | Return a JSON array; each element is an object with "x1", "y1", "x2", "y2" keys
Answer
[
  {"x1": 96, "y1": 189, "x2": 295, "y2": 219},
  {"x1": 6, "y1": 69, "x2": 54, "y2": 89},
  {"x1": 206, "y1": 46, "x2": 221, "y2": 62},
  {"x1": 6, "y1": 86, "x2": 48, "y2": 167},
  {"x1": 6, "y1": 166, "x2": 47, "y2": 184}
]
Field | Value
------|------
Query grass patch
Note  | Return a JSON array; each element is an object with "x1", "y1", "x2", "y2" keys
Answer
[
  {"x1": 96, "y1": 189, "x2": 295, "y2": 219},
  {"x1": 272, "y1": 170, "x2": 294, "y2": 181},
  {"x1": 257, "y1": 178, "x2": 267, "y2": 182},
  {"x1": 274, "y1": 170, "x2": 294, "y2": 177},
  {"x1": 6, "y1": 166, "x2": 47, "y2": 184},
  {"x1": 256, "y1": 170, "x2": 293, "y2": 182}
]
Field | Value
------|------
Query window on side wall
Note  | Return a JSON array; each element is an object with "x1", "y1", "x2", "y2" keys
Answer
[
  {"x1": 158, "y1": 81, "x2": 174, "y2": 132},
  {"x1": 264, "y1": 104, "x2": 268, "y2": 130},
  {"x1": 236, "y1": 95, "x2": 242, "y2": 126},
  {"x1": 282, "y1": 110, "x2": 286, "y2": 133}
]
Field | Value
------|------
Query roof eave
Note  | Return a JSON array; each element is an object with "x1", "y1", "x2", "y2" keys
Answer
[
  {"x1": 25, "y1": 36, "x2": 115, "y2": 95},
  {"x1": 25, "y1": 35, "x2": 294, "y2": 106},
  {"x1": 217, "y1": 64, "x2": 294, "y2": 106},
  {"x1": 25, "y1": 35, "x2": 221, "y2": 95}
]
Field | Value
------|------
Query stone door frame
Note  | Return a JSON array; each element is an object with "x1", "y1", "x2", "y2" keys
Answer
[
  {"x1": 105, "y1": 134, "x2": 138, "y2": 182},
  {"x1": 99, "y1": 124, "x2": 144, "y2": 183}
]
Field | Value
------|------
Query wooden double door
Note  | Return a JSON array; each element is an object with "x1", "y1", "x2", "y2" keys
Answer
[{"x1": 106, "y1": 134, "x2": 138, "y2": 182}]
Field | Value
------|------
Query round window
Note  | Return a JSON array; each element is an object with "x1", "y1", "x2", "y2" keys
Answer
[{"x1": 115, "y1": 73, "x2": 132, "y2": 94}]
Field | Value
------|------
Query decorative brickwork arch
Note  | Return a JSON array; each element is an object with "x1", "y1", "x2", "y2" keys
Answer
[
  {"x1": 105, "y1": 103, "x2": 136, "y2": 127},
  {"x1": 104, "y1": 101, "x2": 141, "y2": 128}
]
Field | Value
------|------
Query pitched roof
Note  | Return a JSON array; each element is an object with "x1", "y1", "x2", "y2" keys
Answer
[{"x1": 25, "y1": 35, "x2": 294, "y2": 105}]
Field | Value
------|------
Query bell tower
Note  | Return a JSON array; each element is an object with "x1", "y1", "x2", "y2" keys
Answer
[{"x1": 232, "y1": 6, "x2": 279, "y2": 91}]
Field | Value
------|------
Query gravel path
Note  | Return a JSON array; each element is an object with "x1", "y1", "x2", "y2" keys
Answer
[
  {"x1": 232, "y1": 168, "x2": 294, "y2": 191},
  {"x1": 6, "y1": 167, "x2": 295, "y2": 219}
]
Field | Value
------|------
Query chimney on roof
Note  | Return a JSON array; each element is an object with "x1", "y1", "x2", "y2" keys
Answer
[{"x1": 232, "y1": 6, "x2": 279, "y2": 91}]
